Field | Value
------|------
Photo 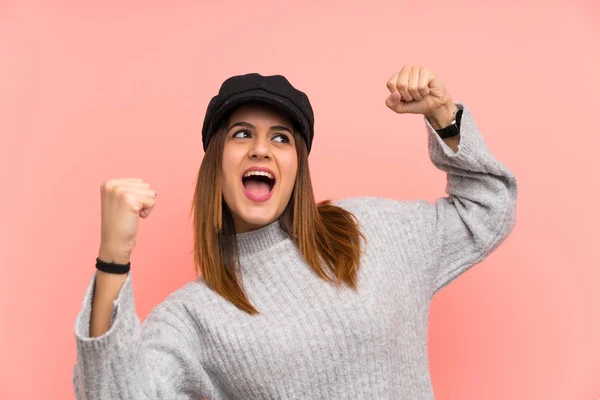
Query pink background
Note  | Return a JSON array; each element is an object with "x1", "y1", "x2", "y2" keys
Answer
[{"x1": 1, "y1": 0, "x2": 599, "y2": 398}]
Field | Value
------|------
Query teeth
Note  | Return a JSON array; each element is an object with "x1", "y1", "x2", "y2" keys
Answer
[{"x1": 243, "y1": 170, "x2": 274, "y2": 180}]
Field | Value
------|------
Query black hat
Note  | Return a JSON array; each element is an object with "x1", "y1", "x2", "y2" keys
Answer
[{"x1": 202, "y1": 73, "x2": 315, "y2": 153}]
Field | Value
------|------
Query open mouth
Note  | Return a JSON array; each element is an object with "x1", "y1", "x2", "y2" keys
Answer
[{"x1": 242, "y1": 171, "x2": 276, "y2": 201}]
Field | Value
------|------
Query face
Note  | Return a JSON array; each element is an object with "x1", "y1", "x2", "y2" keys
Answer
[{"x1": 221, "y1": 103, "x2": 298, "y2": 233}]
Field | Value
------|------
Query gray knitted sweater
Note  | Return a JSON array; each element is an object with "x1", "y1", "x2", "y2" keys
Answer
[{"x1": 73, "y1": 102, "x2": 518, "y2": 399}]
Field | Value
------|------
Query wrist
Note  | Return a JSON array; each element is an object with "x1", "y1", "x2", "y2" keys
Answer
[
  {"x1": 426, "y1": 101, "x2": 459, "y2": 130},
  {"x1": 98, "y1": 244, "x2": 132, "y2": 265}
]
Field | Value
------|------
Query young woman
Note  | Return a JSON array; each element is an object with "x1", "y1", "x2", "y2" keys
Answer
[{"x1": 73, "y1": 66, "x2": 518, "y2": 399}]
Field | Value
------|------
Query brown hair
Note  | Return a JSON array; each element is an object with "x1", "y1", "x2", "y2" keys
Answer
[{"x1": 190, "y1": 114, "x2": 366, "y2": 315}]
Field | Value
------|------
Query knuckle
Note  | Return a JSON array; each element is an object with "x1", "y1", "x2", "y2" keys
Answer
[
  {"x1": 114, "y1": 185, "x2": 127, "y2": 197},
  {"x1": 104, "y1": 179, "x2": 123, "y2": 191},
  {"x1": 101, "y1": 181, "x2": 114, "y2": 195},
  {"x1": 122, "y1": 192, "x2": 135, "y2": 204}
]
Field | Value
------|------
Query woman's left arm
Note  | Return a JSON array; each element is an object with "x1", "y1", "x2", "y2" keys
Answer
[
  {"x1": 385, "y1": 66, "x2": 518, "y2": 296},
  {"x1": 419, "y1": 101, "x2": 518, "y2": 295}
]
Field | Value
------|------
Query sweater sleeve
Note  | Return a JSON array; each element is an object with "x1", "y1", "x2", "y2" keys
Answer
[
  {"x1": 417, "y1": 102, "x2": 518, "y2": 295},
  {"x1": 334, "y1": 102, "x2": 518, "y2": 297},
  {"x1": 72, "y1": 271, "x2": 213, "y2": 399}
]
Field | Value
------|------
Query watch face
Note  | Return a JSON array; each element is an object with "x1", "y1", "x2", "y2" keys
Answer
[{"x1": 437, "y1": 124, "x2": 460, "y2": 139}]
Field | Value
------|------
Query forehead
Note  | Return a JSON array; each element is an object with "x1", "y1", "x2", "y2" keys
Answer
[{"x1": 226, "y1": 102, "x2": 294, "y2": 128}]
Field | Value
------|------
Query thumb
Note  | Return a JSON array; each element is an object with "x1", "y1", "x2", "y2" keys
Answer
[
  {"x1": 385, "y1": 91, "x2": 409, "y2": 114},
  {"x1": 385, "y1": 91, "x2": 401, "y2": 108},
  {"x1": 136, "y1": 197, "x2": 156, "y2": 219},
  {"x1": 139, "y1": 205, "x2": 154, "y2": 218},
  {"x1": 385, "y1": 91, "x2": 422, "y2": 114}
]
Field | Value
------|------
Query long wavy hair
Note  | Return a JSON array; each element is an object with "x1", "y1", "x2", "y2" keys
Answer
[{"x1": 190, "y1": 109, "x2": 366, "y2": 314}]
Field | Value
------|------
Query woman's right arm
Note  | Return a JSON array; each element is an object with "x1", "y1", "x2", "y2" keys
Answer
[
  {"x1": 72, "y1": 179, "x2": 212, "y2": 399},
  {"x1": 73, "y1": 269, "x2": 212, "y2": 399},
  {"x1": 89, "y1": 247, "x2": 130, "y2": 337}
]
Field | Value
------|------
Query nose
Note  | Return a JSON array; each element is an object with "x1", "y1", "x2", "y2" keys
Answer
[{"x1": 248, "y1": 135, "x2": 271, "y2": 160}]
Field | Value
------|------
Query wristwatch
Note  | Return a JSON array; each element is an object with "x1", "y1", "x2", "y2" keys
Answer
[{"x1": 434, "y1": 108, "x2": 463, "y2": 139}]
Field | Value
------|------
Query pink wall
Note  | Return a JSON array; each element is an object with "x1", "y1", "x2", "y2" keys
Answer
[{"x1": 1, "y1": 1, "x2": 599, "y2": 398}]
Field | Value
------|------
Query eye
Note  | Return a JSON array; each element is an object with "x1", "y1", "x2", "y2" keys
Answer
[
  {"x1": 273, "y1": 133, "x2": 291, "y2": 144},
  {"x1": 232, "y1": 129, "x2": 252, "y2": 139},
  {"x1": 232, "y1": 129, "x2": 291, "y2": 144}
]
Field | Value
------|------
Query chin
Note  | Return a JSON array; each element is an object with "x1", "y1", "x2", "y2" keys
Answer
[
  {"x1": 239, "y1": 208, "x2": 278, "y2": 227},
  {"x1": 232, "y1": 200, "x2": 281, "y2": 232}
]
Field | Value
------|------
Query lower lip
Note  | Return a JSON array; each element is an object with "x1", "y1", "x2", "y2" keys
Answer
[{"x1": 242, "y1": 182, "x2": 274, "y2": 203}]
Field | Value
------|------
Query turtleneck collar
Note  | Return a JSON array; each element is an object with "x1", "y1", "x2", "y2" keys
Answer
[{"x1": 235, "y1": 219, "x2": 290, "y2": 258}]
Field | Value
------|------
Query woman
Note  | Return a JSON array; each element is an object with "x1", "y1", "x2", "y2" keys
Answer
[{"x1": 73, "y1": 66, "x2": 518, "y2": 399}]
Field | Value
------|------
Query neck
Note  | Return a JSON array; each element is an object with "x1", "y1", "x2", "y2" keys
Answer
[{"x1": 235, "y1": 219, "x2": 289, "y2": 258}]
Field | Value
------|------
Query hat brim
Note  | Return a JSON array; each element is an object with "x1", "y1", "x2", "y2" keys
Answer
[{"x1": 208, "y1": 89, "x2": 310, "y2": 146}]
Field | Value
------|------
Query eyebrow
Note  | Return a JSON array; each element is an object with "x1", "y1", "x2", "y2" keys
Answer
[{"x1": 227, "y1": 121, "x2": 293, "y2": 134}]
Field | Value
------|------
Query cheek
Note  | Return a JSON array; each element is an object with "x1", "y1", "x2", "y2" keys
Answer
[
  {"x1": 279, "y1": 157, "x2": 298, "y2": 193},
  {"x1": 221, "y1": 149, "x2": 242, "y2": 190},
  {"x1": 223, "y1": 170, "x2": 240, "y2": 199}
]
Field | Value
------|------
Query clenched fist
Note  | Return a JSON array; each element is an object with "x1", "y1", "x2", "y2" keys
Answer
[
  {"x1": 384, "y1": 65, "x2": 452, "y2": 118},
  {"x1": 98, "y1": 178, "x2": 158, "y2": 264}
]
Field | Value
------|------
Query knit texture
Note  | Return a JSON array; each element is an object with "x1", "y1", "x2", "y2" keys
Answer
[{"x1": 73, "y1": 102, "x2": 518, "y2": 399}]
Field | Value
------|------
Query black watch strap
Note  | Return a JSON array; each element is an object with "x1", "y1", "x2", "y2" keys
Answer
[{"x1": 435, "y1": 108, "x2": 463, "y2": 139}]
